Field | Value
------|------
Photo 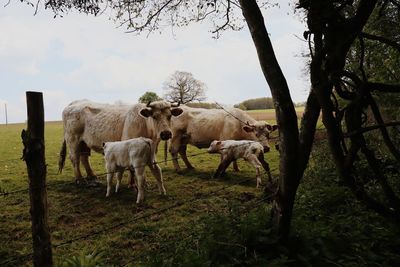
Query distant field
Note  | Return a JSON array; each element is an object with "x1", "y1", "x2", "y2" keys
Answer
[
  {"x1": 0, "y1": 121, "x2": 279, "y2": 266},
  {"x1": 246, "y1": 106, "x2": 305, "y2": 121}
]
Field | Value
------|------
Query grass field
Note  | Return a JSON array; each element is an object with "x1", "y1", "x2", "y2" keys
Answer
[
  {"x1": 245, "y1": 107, "x2": 305, "y2": 121},
  {"x1": 0, "y1": 121, "x2": 280, "y2": 266},
  {"x1": 1, "y1": 120, "x2": 399, "y2": 266}
]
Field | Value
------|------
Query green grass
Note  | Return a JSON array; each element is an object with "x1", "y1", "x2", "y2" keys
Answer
[
  {"x1": 1, "y1": 121, "x2": 399, "y2": 267},
  {"x1": 0, "y1": 121, "x2": 279, "y2": 266}
]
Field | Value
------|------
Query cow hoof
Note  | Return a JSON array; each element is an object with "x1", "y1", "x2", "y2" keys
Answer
[
  {"x1": 87, "y1": 179, "x2": 100, "y2": 187},
  {"x1": 75, "y1": 178, "x2": 84, "y2": 185}
]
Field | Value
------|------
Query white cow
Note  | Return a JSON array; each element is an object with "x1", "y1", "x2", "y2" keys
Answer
[
  {"x1": 169, "y1": 105, "x2": 278, "y2": 172},
  {"x1": 103, "y1": 137, "x2": 166, "y2": 204},
  {"x1": 207, "y1": 140, "x2": 271, "y2": 188},
  {"x1": 58, "y1": 100, "x2": 182, "y2": 183}
]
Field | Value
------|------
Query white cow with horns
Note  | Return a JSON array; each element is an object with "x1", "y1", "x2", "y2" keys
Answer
[
  {"x1": 58, "y1": 100, "x2": 183, "y2": 183},
  {"x1": 169, "y1": 105, "x2": 278, "y2": 173},
  {"x1": 103, "y1": 137, "x2": 165, "y2": 204}
]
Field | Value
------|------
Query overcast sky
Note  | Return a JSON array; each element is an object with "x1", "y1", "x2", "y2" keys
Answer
[{"x1": 0, "y1": 1, "x2": 309, "y2": 123}]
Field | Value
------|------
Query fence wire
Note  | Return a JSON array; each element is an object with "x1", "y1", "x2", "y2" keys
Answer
[
  {"x1": 120, "y1": 193, "x2": 275, "y2": 267},
  {"x1": 0, "y1": 106, "x2": 285, "y2": 265},
  {"x1": 0, "y1": 172, "x2": 273, "y2": 266},
  {"x1": 0, "y1": 140, "x2": 273, "y2": 197}
]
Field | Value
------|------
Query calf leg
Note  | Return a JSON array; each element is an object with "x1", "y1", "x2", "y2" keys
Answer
[
  {"x1": 258, "y1": 153, "x2": 273, "y2": 182},
  {"x1": 232, "y1": 160, "x2": 240, "y2": 172},
  {"x1": 127, "y1": 169, "x2": 136, "y2": 190},
  {"x1": 135, "y1": 167, "x2": 146, "y2": 204},
  {"x1": 214, "y1": 157, "x2": 232, "y2": 178},
  {"x1": 106, "y1": 169, "x2": 114, "y2": 197},
  {"x1": 148, "y1": 162, "x2": 166, "y2": 195},
  {"x1": 115, "y1": 170, "x2": 123, "y2": 193},
  {"x1": 247, "y1": 154, "x2": 263, "y2": 188}
]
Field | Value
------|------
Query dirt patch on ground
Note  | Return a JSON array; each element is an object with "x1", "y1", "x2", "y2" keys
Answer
[{"x1": 246, "y1": 111, "x2": 304, "y2": 121}]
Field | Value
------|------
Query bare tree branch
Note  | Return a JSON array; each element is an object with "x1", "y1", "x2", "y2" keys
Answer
[
  {"x1": 361, "y1": 32, "x2": 400, "y2": 52},
  {"x1": 367, "y1": 93, "x2": 400, "y2": 161},
  {"x1": 344, "y1": 121, "x2": 400, "y2": 137},
  {"x1": 366, "y1": 82, "x2": 400, "y2": 92}
]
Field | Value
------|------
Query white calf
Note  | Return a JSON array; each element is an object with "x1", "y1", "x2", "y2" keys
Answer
[
  {"x1": 103, "y1": 137, "x2": 166, "y2": 203},
  {"x1": 207, "y1": 140, "x2": 272, "y2": 187}
]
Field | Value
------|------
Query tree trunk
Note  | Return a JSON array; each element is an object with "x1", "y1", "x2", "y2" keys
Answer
[{"x1": 239, "y1": 0, "x2": 318, "y2": 238}]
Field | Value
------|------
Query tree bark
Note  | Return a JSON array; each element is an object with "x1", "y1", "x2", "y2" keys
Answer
[{"x1": 239, "y1": 0, "x2": 317, "y2": 239}]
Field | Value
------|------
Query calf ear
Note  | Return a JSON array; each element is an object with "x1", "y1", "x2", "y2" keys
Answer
[
  {"x1": 171, "y1": 108, "x2": 183, "y2": 117},
  {"x1": 243, "y1": 126, "x2": 254, "y2": 132},
  {"x1": 140, "y1": 108, "x2": 153, "y2": 118}
]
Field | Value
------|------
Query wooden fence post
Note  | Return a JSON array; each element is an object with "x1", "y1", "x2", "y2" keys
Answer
[{"x1": 21, "y1": 91, "x2": 53, "y2": 267}]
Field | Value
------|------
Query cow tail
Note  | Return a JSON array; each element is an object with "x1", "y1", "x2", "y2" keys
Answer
[
  {"x1": 164, "y1": 140, "x2": 168, "y2": 166},
  {"x1": 58, "y1": 139, "x2": 67, "y2": 174}
]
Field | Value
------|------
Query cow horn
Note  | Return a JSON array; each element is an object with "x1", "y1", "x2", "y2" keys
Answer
[
  {"x1": 147, "y1": 101, "x2": 152, "y2": 107},
  {"x1": 171, "y1": 101, "x2": 180, "y2": 107}
]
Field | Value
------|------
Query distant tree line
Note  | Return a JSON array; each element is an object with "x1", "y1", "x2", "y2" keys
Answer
[
  {"x1": 234, "y1": 97, "x2": 274, "y2": 110},
  {"x1": 186, "y1": 102, "x2": 220, "y2": 109}
]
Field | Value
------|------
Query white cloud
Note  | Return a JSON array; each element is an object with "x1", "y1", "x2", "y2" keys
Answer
[{"x1": 0, "y1": 1, "x2": 310, "y2": 123}]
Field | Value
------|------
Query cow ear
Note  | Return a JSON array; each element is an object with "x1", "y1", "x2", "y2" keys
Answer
[
  {"x1": 102, "y1": 142, "x2": 105, "y2": 148},
  {"x1": 243, "y1": 126, "x2": 254, "y2": 132},
  {"x1": 171, "y1": 108, "x2": 183, "y2": 117},
  {"x1": 216, "y1": 141, "x2": 222, "y2": 145},
  {"x1": 140, "y1": 108, "x2": 153, "y2": 118},
  {"x1": 266, "y1": 124, "x2": 278, "y2": 131}
]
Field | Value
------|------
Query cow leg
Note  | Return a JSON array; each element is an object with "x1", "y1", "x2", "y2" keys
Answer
[
  {"x1": 171, "y1": 150, "x2": 182, "y2": 173},
  {"x1": 67, "y1": 137, "x2": 83, "y2": 183},
  {"x1": 148, "y1": 162, "x2": 166, "y2": 195},
  {"x1": 232, "y1": 160, "x2": 240, "y2": 172},
  {"x1": 258, "y1": 153, "x2": 273, "y2": 182},
  {"x1": 135, "y1": 167, "x2": 146, "y2": 204},
  {"x1": 169, "y1": 137, "x2": 182, "y2": 172},
  {"x1": 247, "y1": 154, "x2": 263, "y2": 188},
  {"x1": 179, "y1": 145, "x2": 194, "y2": 170},
  {"x1": 79, "y1": 142, "x2": 96, "y2": 179}
]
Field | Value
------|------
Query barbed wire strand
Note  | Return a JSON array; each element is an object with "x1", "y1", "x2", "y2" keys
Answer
[{"x1": 0, "y1": 140, "x2": 271, "y2": 197}]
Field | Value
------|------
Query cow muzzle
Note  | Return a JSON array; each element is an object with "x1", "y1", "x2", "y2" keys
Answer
[{"x1": 160, "y1": 130, "x2": 172, "y2": 140}]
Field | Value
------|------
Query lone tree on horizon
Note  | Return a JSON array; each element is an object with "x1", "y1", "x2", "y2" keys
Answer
[
  {"x1": 138, "y1": 91, "x2": 161, "y2": 103},
  {"x1": 163, "y1": 71, "x2": 207, "y2": 104}
]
